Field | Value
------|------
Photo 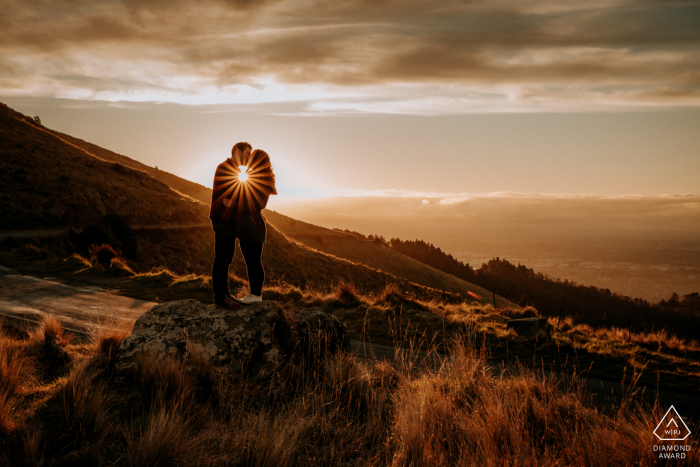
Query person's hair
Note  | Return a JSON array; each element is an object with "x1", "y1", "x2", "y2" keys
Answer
[
  {"x1": 231, "y1": 141, "x2": 252, "y2": 157},
  {"x1": 249, "y1": 149, "x2": 276, "y2": 193}
]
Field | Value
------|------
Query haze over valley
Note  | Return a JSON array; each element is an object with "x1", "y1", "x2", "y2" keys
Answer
[{"x1": 274, "y1": 194, "x2": 700, "y2": 303}]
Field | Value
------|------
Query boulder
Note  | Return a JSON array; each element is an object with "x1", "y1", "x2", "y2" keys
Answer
[
  {"x1": 506, "y1": 317, "x2": 553, "y2": 339},
  {"x1": 115, "y1": 300, "x2": 352, "y2": 373},
  {"x1": 115, "y1": 299, "x2": 292, "y2": 373}
]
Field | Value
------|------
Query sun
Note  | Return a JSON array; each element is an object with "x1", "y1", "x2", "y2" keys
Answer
[{"x1": 237, "y1": 166, "x2": 249, "y2": 182}]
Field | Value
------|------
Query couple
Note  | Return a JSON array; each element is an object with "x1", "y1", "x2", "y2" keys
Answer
[{"x1": 209, "y1": 142, "x2": 277, "y2": 310}]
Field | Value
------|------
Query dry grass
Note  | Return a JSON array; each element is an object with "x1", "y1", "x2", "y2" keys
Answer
[
  {"x1": 110, "y1": 256, "x2": 134, "y2": 275},
  {"x1": 336, "y1": 281, "x2": 361, "y2": 305},
  {"x1": 21, "y1": 428, "x2": 45, "y2": 467},
  {"x1": 125, "y1": 404, "x2": 202, "y2": 467},
  {"x1": 0, "y1": 385, "x2": 16, "y2": 436},
  {"x1": 88, "y1": 319, "x2": 133, "y2": 365},
  {"x1": 0, "y1": 312, "x2": 697, "y2": 466},
  {"x1": 374, "y1": 283, "x2": 425, "y2": 311},
  {"x1": 548, "y1": 316, "x2": 700, "y2": 353},
  {"x1": 388, "y1": 335, "x2": 675, "y2": 467},
  {"x1": 0, "y1": 341, "x2": 37, "y2": 397},
  {"x1": 60, "y1": 359, "x2": 113, "y2": 438},
  {"x1": 27, "y1": 315, "x2": 72, "y2": 349},
  {"x1": 133, "y1": 352, "x2": 191, "y2": 408},
  {"x1": 0, "y1": 327, "x2": 37, "y2": 436}
]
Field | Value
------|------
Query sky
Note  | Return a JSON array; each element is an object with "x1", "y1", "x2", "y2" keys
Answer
[{"x1": 2, "y1": 0, "x2": 700, "y2": 205}]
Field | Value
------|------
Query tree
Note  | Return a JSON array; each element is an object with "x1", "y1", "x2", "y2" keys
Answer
[{"x1": 33, "y1": 116, "x2": 41, "y2": 125}]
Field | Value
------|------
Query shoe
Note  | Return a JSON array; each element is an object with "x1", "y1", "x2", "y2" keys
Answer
[
  {"x1": 235, "y1": 294, "x2": 263, "y2": 305},
  {"x1": 215, "y1": 296, "x2": 244, "y2": 310}
]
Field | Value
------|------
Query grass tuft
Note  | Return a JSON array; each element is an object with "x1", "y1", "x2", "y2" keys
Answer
[
  {"x1": 336, "y1": 281, "x2": 360, "y2": 305},
  {"x1": 133, "y1": 353, "x2": 190, "y2": 408},
  {"x1": 125, "y1": 404, "x2": 201, "y2": 467},
  {"x1": 28, "y1": 315, "x2": 71, "y2": 349},
  {"x1": 60, "y1": 359, "x2": 112, "y2": 438}
]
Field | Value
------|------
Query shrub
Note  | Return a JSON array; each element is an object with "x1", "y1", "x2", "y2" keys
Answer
[
  {"x1": 89, "y1": 244, "x2": 121, "y2": 269},
  {"x1": 21, "y1": 429, "x2": 44, "y2": 467},
  {"x1": 336, "y1": 281, "x2": 360, "y2": 304},
  {"x1": 70, "y1": 214, "x2": 138, "y2": 258}
]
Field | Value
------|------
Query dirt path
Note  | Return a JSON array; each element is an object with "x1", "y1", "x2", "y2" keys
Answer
[
  {"x1": 2, "y1": 264, "x2": 699, "y2": 420},
  {"x1": 0, "y1": 265, "x2": 152, "y2": 332}
]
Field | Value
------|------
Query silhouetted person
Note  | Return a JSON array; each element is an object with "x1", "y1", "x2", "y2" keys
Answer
[{"x1": 209, "y1": 143, "x2": 277, "y2": 309}]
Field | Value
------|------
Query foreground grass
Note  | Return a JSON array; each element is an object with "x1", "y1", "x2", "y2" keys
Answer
[
  {"x1": 1, "y1": 315, "x2": 697, "y2": 466},
  {"x1": 2, "y1": 247, "x2": 699, "y2": 395}
]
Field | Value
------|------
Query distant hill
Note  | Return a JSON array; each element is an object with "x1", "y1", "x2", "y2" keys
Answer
[
  {"x1": 262, "y1": 210, "x2": 501, "y2": 303},
  {"x1": 0, "y1": 102, "x2": 513, "y2": 305}
]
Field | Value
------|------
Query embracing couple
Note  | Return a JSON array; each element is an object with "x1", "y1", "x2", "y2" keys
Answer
[{"x1": 209, "y1": 142, "x2": 277, "y2": 310}]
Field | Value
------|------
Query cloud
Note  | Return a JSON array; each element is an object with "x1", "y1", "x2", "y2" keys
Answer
[{"x1": 1, "y1": 0, "x2": 699, "y2": 111}]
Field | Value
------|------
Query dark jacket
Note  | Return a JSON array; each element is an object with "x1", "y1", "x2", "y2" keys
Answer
[{"x1": 209, "y1": 158, "x2": 273, "y2": 242}]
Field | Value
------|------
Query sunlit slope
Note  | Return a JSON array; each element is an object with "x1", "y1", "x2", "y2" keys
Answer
[
  {"x1": 50, "y1": 129, "x2": 212, "y2": 205},
  {"x1": 0, "y1": 102, "x2": 498, "y2": 303},
  {"x1": 0, "y1": 102, "x2": 512, "y2": 305},
  {"x1": 262, "y1": 210, "x2": 508, "y2": 305},
  {"x1": 250, "y1": 225, "x2": 504, "y2": 302},
  {"x1": 0, "y1": 103, "x2": 207, "y2": 230}
]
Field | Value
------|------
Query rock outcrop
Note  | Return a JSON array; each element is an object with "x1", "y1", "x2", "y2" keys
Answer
[
  {"x1": 115, "y1": 299, "x2": 291, "y2": 372},
  {"x1": 115, "y1": 300, "x2": 350, "y2": 373}
]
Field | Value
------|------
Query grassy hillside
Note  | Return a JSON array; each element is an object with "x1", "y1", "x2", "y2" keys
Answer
[
  {"x1": 0, "y1": 103, "x2": 207, "y2": 230},
  {"x1": 0, "y1": 102, "x2": 512, "y2": 306},
  {"x1": 263, "y1": 210, "x2": 506, "y2": 305},
  {"x1": 50, "y1": 129, "x2": 212, "y2": 205}
]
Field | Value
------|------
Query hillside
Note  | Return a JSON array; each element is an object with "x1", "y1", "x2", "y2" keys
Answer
[
  {"x1": 262, "y1": 210, "x2": 503, "y2": 304},
  {"x1": 0, "y1": 103, "x2": 207, "y2": 230},
  {"x1": 0, "y1": 102, "x2": 513, "y2": 305},
  {"x1": 50, "y1": 129, "x2": 212, "y2": 205},
  {"x1": 0, "y1": 102, "x2": 513, "y2": 306}
]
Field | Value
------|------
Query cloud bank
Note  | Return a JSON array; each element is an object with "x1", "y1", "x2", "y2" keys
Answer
[
  {"x1": 272, "y1": 192, "x2": 700, "y2": 244},
  {"x1": 2, "y1": 0, "x2": 700, "y2": 112}
]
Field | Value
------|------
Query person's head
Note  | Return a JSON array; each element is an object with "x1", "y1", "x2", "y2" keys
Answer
[
  {"x1": 231, "y1": 142, "x2": 252, "y2": 166},
  {"x1": 249, "y1": 149, "x2": 277, "y2": 195}
]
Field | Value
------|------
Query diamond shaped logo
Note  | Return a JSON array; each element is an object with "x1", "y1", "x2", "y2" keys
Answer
[{"x1": 654, "y1": 406, "x2": 691, "y2": 441}]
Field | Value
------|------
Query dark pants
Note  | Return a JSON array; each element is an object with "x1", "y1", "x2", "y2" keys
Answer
[{"x1": 212, "y1": 223, "x2": 265, "y2": 301}]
